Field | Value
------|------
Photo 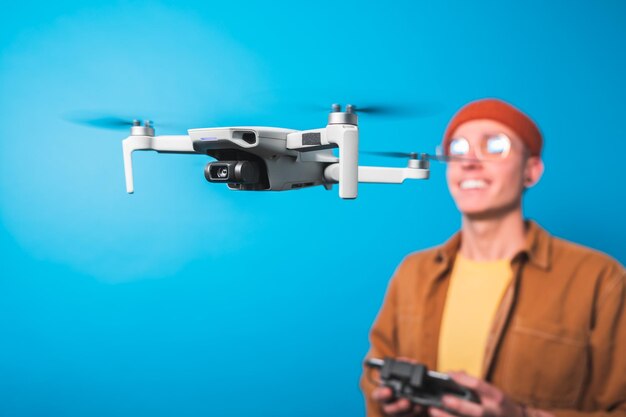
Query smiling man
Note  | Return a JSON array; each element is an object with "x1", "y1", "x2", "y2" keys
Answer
[{"x1": 361, "y1": 99, "x2": 625, "y2": 417}]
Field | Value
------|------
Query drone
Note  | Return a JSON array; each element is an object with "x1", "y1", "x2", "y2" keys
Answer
[{"x1": 84, "y1": 104, "x2": 435, "y2": 199}]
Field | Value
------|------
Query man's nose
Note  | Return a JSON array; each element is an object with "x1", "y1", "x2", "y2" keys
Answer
[
  {"x1": 460, "y1": 143, "x2": 482, "y2": 168},
  {"x1": 461, "y1": 162, "x2": 482, "y2": 170},
  {"x1": 460, "y1": 154, "x2": 483, "y2": 169}
]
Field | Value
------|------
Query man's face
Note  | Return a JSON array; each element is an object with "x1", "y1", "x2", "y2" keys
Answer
[{"x1": 445, "y1": 119, "x2": 543, "y2": 219}]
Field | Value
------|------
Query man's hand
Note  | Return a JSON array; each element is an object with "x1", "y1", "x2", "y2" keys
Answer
[
  {"x1": 372, "y1": 386, "x2": 425, "y2": 416},
  {"x1": 428, "y1": 372, "x2": 525, "y2": 417}
]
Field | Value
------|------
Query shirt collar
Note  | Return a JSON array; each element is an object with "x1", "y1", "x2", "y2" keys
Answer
[
  {"x1": 432, "y1": 220, "x2": 552, "y2": 272},
  {"x1": 518, "y1": 220, "x2": 552, "y2": 270}
]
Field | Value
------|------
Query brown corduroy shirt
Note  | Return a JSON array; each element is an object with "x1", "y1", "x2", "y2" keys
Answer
[{"x1": 361, "y1": 221, "x2": 625, "y2": 417}]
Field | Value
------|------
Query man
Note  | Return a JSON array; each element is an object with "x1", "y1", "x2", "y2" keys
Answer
[{"x1": 361, "y1": 99, "x2": 625, "y2": 417}]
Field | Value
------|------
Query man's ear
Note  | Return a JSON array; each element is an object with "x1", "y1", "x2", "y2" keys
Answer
[{"x1": 524, "y1": 156, "x2": 544, "y2": 188}]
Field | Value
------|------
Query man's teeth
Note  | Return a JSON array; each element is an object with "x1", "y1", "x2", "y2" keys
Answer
[{"x1": 460, "y1": 179, "x2": 487, "y2": 189}]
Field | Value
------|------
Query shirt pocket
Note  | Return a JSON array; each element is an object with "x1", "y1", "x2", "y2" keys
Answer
[{"x1": 502, "y1": 318, "x2": 589, "y2": 408}]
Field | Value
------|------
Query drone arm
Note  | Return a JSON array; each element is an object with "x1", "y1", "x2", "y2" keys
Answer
[
  {"x1": 326, "y1": 126, "x2": 359, "y2": 199},
  {"x1": 122, "y1": 135, "x2": 196, "y2": 193},
  {"x1": 286, "y1": 125, "x2": 359, "y2": 199},
  {"x1": 324, "y1": 164, "x2": 429, "y2": 184}
]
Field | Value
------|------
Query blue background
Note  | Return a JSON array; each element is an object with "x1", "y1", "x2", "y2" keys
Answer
[{"x1": 1, "y1": 1, "x2": 625, "y2": 416}]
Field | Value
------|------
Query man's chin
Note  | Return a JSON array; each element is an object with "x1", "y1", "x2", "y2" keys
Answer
[{"x1": 459, "y1": 202, "x2": 521, "y2": 221}]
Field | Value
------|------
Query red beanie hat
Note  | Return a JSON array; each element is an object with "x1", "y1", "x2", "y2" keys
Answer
[{"x1": 443, "y1": 98, "x2": 543, "y2": 157}]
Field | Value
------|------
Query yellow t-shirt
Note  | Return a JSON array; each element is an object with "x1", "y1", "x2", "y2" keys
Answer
[{"x1": 437, "y1": 254, "x2": 513, "y2": 377}]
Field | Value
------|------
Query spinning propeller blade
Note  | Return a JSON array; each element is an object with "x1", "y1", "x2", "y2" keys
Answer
[
  {"x1": 363, "y1": 151, "x2": 481, "y2": 163},
  {"x1": 63, "y1": 112, "x2": 191, "y2": 133},
  {"x1": 342, "y1": 103, "x2": 439, "y2": 117},
  {"x1": 363, "y1": 151, "x2": 419, "y2": 159},
  {"x1": 292, "y1": 102, "x2": 441, "y2": 118},
  {"x1": 348, "y1": 105, "x2": 419, "y2": 116},
  {"x1": 64, "y1": 113, "x2": 146, "y2": 130}
]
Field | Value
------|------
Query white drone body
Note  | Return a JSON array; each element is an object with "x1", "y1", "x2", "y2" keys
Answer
[{"x1": 122, "y1": 105, "x2": 429, "y2": 199}]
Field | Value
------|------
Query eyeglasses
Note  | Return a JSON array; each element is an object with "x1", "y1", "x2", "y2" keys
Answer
[{"x1": 439, "y1": 133, "x2": 512, "y2": 161}]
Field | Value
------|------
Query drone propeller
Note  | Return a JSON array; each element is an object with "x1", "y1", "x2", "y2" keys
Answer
[
  {"x1": 363, "y1": 151, "x2": 419, "y2": 159},
  {"x1": 346, "y1": 104, "x2": 419, "y2": 116},
  {"x1": 63, "y1": 113, "x2": 149, "y2": 130},
  {"x1": 63, "y1": 112, "x2": 188, "y2": 132},
  {"x1": 292, "y1": 102, "x2": 440, "y2": 118},
  {"x1": 336, "y1": 103, "x2": 439, "y2": 117},
  {"x1": 363, "y1": 151, "x2": 481, "y2": 163}
]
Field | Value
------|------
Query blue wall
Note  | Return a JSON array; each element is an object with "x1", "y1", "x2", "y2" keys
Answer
[{"x1": 1, "y1": 1, "x2": 624, "y2": 416}]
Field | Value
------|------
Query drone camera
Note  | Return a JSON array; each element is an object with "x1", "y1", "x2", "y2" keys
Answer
[{"x1": 205, "y1": 161, "x2": 260, "y2": 184}]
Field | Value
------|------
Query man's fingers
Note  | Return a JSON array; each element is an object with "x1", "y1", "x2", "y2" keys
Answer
[
  {"x1": 448, "y1": 371, "x2": 480, "y2": 389},
  {"x1": 372, "y1": 386, "x2": 394, "y2": 402},
  {"x1": 449, "y1": 371, "x2": 499, "y2": 399},
  {"x1": 429, "y1": 406, "x2": 456, "y2": 417},
  {"x1": 382, "y1": 397, "x2": 412, "y2": 415},
  {"x1": 442, "y1": 395, "x2": 483, "y2": 417},
  {"x1": 373, "y1": 386, "x2": 424, "y2": 416}
]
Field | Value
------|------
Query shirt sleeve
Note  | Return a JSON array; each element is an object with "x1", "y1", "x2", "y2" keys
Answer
[{"x1": 360, "y1": 259, "x2": 403, "y2": 417}]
